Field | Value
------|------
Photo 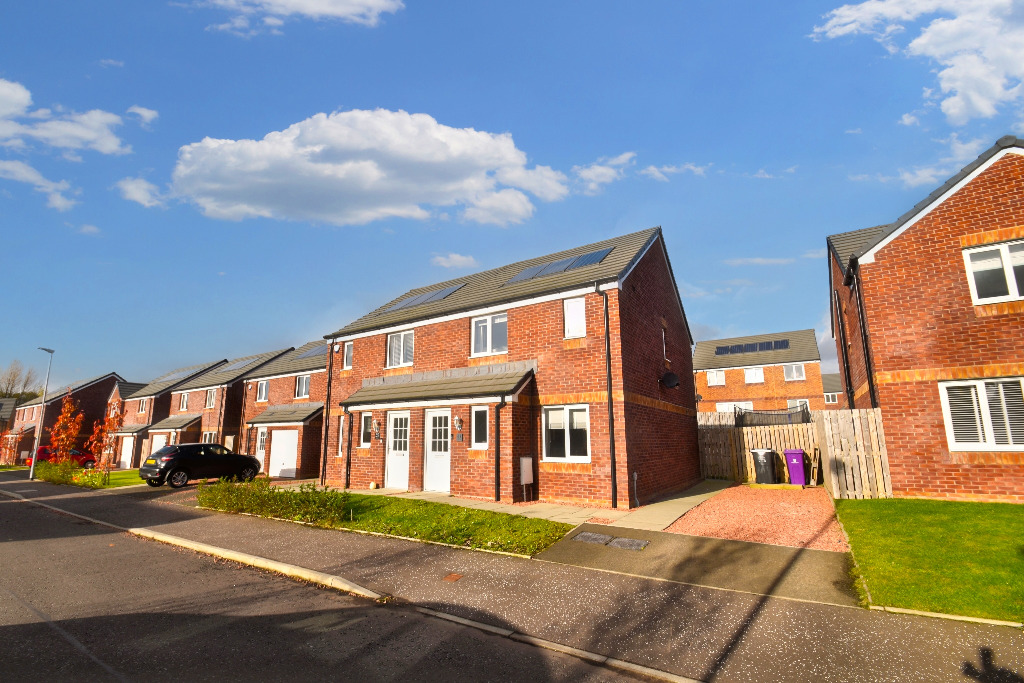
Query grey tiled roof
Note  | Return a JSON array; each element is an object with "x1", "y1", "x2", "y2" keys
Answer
[
  {"x1": 20, "y1": 372, "x2": 124, "y2": 407},
  {"x1": 0, "y1": 398, "x2": 17, "y2": 425},
  {"x1": 132, "y1": 361, "x2": 227, "y2": 399},
  {"x1": 342, "y1": 370, "x2": 533, "y2": 406},
  {"x1": 828, "y1": 135, "x2": 1024, "y2": 272},
  {"x1": 821, "y1": 373, "x2": 843, "y2": 394},
  {"x1": 693, "y1": 329, "x2": 820, "y2": 370},
  {"x1": 243, "y1": 341, "x2": 327, "y2": 380},
  {"x1": 247, "y1": 402, "x2": 324, "y2": 425},
  {"x1": 114, "y1": 381, "x2": 147, "y2": 401},
  {"x1": 175, "y1": 349, "x2": 290, "y2": 391},
  {"x1": 149, "y1": 414, "x2": 202, "y2": 431},
  {"x1": 326, "y1": 228, "x2": 662, "y2": 338},
  {"x1": 114, "y1": 423, "x2": 150, "y2": 435}
]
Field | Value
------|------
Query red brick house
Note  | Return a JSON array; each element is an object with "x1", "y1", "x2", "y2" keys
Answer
[
  {"x1": 321, "y1": 227, "x2": 699, "y2": 508},
  {"x1": 6, "y1": 373, "x2": 122, "y2": 461},
  {"x1": 153, "y1": 350, "x2": 289, "y2": 455},
  {"x1": 239, "y1": 340, "x2": 328, "y2": 478},
  {"x1": 821, "y1": 373, "x2": 847, "y2": 409},
  {"x1": 828, "y1": 134, "x2": 1024, "y2": 502},
  {"x1": 111, "y1": 360, "x2": 225, "y2": 468},
  {"x1": 693, "y1": 330, "x2": 825, "y2": 413}
]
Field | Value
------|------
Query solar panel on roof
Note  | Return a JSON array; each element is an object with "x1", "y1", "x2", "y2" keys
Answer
[
  {"x1": 219, "y1": 358, "x2": 256, "y2": 372},
  {"x1": 715, "y1": 346, "x2": 730, "y2": 355},
  {"x1": 506, "y1": 263, "x2": 546, "y2": 285},
  {"x1": 533, "y1": 256, "x2": 577, "y2": 278},
  {"x1": 773, "y1": 339, "x2": 790, "y2": 350},
  {"x1": 420, "y1": 283, "x2": 463, "y2": 304},
  {"x1": 159, "y1": 368, "x2": 196, "y2": 382},
  {"x1": 296, "y1": 344, "x2": 329, "y2": 359},
  {"x1": 729, "y1": 344, "x2": 743, "y2": 354},
  {"x1": 758, "y1": 341, "x2": 773, "y2": 351},
  {"x1": 505, "y1": 247, "x2": 614, "y2": 287},
  {"x1": 385, "y1": 283, "x2": 464, "y2": 312},
  {"x1": 743, "y1": 343, "x2": 757, "y2": 353},
  {"x1": 566, "y1": 247, "x2": 612, "y2": 271}
]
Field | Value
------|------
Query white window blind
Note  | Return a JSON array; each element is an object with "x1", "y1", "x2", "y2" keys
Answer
[
  {"x1": 941, "y1": 378, "x2": 1024, "y2": 449},
  {"x1": 783, "y1": 364, "x2": 805, "y2": 381},
  {"x1": 706, "y1": 370, "x2": 725, "y2": 386},
  {"x1": 744, "y1": 367, "x2": 764, "y2": 384}
]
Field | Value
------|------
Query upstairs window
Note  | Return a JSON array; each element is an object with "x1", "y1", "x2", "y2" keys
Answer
[
  {"x1": 744, "y1": 367, "x2": 764, "y2": 384},
  {"x1": 824, "y1": 393, "x2": 839, "y2": 404},
  {"x1": 471, "y1": 313, "x2": 508, "y2": 356},
  {"x1": 295, "y1": 374, "x2": 311, "y2": 399},
  {"x1": 939, "y1": 378, "x2": 1024, "y2": 451},
  {"x1": 179, "y1": 393, "x2": 188, "y2": 411},
  {"x1": 138, "y1": 398, "x2": 147, "y2": 414},
  {"x1": 205, "y1": 389, "x2": 216, "y2": 408},
  {"x1": 563, "y1": 297, "x2": 586, "y2": 339},
  {"x1": 343, "y1": 341, "x2": 353, "y2": 369},
  {"x1": 387, "y1": 331, "x2": 414, "y2": 368},
  {"x1": 964, "y1": 240, "x2": 1024, "y2": 305},
  {"x1": 706, "y1": 369, "x2": 725, "y2": 386},
  {"x1": 783, "y1": 364, "x2": 806, "y2": 381},
  {"x1": 256, "y1": 380, "x2": 268, "y2": 402}
]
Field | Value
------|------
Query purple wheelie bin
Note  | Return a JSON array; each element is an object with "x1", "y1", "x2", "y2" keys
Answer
[{"x1": 784, "y1": 449, "x2": 807, "y2": 486}]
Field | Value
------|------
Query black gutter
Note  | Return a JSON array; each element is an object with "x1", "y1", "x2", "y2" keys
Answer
[
  {"x1": 598, "y1": 283, "x2": 618, "y2": 508},
  {"x1": 494, "y1": 396, "x2": 506, "y2": 501},
  {"x1": 833, "y1": 289, "x2": 856, "y2": 409},
  {"x1": 850, "y1": 265, "x2": 879, "y2": 408},
  {"x1": 320, "y1": 338, "x2": 337, "y2": 486}
]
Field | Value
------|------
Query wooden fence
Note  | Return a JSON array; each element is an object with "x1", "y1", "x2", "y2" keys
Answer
[{"x1": 696, "y1": 409, "x2": 892, "y2": 499}]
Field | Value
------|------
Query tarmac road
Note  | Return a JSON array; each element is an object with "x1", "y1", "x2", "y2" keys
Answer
[{"x1": 0, "y1": 496, "x2": 643, "y2": 682}]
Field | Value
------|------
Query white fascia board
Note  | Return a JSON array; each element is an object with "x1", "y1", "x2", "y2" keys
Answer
[
  {"x1": 172, "y1": 383, "x2": 228, "y2": 394},
  {"x1": 695, "y1": 359, "x2": 821, "y2": 372},
  {"x1": 331, "y1": 285, "x2": 618, "y2": 343},
  {"x1": 244, "y1": 368, "x2": 326, "y2": 384},
  {"x1": 616, "y1": 233, "x2": 657, "y2": 286},
  {"x1": 345, "y1": 396, "x2": 502, "y2": 411},
  {"x1": 860, "y1": 147, "x2": 1024, "y2": 264}
]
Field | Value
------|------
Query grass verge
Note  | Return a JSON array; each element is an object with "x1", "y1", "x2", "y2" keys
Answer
[
  {"x1": 0, "y1": 465, "x2": 27, "y2": 470},
  {"x1": 34, "y1": 461, "x2": 145, "y2": 489},
  {"x1": 835, "y1": 498, "x2": 1023, "y2": 622},
  {"x1": 196, "y1": 478, "x2": 573, "y2": 556}
]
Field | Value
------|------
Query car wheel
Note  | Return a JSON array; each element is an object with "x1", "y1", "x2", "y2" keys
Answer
[
  {"x1": 240, "y1": 466, "x2": 258, "y2": 482},
  {"x1": 146, "y1": 479, "x2": 162, "y2": 487},
  {"x1": 167, "y1": 469, "x2": 189, "y2": 488},
  {"x1": 83, "y1": 461, "x2": 95, "y2": 469}
]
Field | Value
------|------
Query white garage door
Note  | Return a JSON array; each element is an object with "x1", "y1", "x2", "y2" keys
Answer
[
  {"x1": 151, "y1": 434, "x2": 167, "y2": 455},
  {"x1": 119, "y1": 436, "x2": 135, "y2": 469},
  {"x1": 268, "y1": 430, "x2": 299, "y2": 478}
]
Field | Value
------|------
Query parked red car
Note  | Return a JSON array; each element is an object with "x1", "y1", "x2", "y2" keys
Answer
[{"x1": 28, "y1": 446, "x2": 96, "y2": 469}]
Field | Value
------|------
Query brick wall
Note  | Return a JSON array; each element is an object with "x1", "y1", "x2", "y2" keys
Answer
[
  {"x1": 10, "y1": 375, "x2": 119, "y2": 458},
  {"x1": 695, "y1": 362, "x2": 827, "y2": 412},
  {"x1": 831, "y1": 253, "x2": 875, "y2": 409}
]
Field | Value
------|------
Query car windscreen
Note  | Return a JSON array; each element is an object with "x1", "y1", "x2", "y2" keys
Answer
[{"x1": 152, "y1": 446, "x2": 179, "y2": 457}]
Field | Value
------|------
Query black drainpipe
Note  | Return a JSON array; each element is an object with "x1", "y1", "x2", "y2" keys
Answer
[
  {"x1": 494, "y1": 395, "x2": 506, "y2": 501},
  {"x1": 833, "y1": 289, "x2": 856, "y2": 409},
  {"x1": 598, "y1": 282, "x2": 618, "y2": 508},
  {"x1": 343, "y1": 407, "x2": 352, "y2": 490},
  {"x1": 320, "y1": 338, "x2": 337, "y2": 486},
  {"x1": 850, "y1": 267, "x2": 879, "y2": 409}
]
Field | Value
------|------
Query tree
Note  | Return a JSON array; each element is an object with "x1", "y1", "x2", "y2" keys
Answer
[
  {"x1": 0, "y1": 428, "x2": 15, "y2": 465},
  {"x1": 85, "y1": 405, "x2": 122, "y2": 480},
  {"x1": 0, "y1": 360, "x2": 41, "y2": 400},
  {"x1": 48, "y1": 392, "x2": 83, "y2": 463}
]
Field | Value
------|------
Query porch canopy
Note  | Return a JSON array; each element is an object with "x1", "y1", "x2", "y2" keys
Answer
[
  {"x1": 114, "y1": 423, "x2": 150, "y2": 435},
  {"x1": 247, "y1": 403, "x2": 324, "y2": 426},
  {"x1": 149, "y1": 414, "x2": 201, "y2": 432},
  {"x1": 342, "y1": 369, "x2": 533, "y2": 409}
]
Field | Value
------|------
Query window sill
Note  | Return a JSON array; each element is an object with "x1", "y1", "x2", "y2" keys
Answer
[
  {"x1": 541, "y1": 457, "x2": 591, "y2": 465},
  {"x1": 974, "y1": 299, "x2": 1024, "y2": 317},
  {"x1": 470, "y1": 351, "x2": 507, "y2": 359},
  {"x1": 947, "y1": 444, "x2": 1024, "y2": 453}
]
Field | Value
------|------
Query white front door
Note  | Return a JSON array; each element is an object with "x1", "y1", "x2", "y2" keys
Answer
[
  {"x1": 150, "y1": 434, "x2": 167, "y2": 455},
  {"x1": 268, "y1": 429, "x2": 299, "y2": 478},
  {"x1": 423, "y1": 409, "x2": 451, "y2": 493},
  {"x1": 256, "y1": 427, "x2": 268, "y2": 462},
  {"x1": 385, "y1": 411, "x2": 410, "y2": 490},
  {"x1": 119, "y1": 436, "x2": 135, "y2": 469}
]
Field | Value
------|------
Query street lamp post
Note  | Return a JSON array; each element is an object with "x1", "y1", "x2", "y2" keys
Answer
[{"x1": 27, "y1": 347, "x2": 54, "y2": 481}]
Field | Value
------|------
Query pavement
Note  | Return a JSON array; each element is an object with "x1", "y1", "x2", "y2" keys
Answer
[{"x1": 2, "y1": 469, "x2": 1021, "y2": 682}]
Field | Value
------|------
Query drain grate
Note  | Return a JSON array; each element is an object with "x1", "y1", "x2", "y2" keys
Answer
[
  {"x1": 571, "y1": 532, "x2": 649, "y2": 551},
  {"x1": 608, "y1": 537, "x2": 649, "y2": 551},
  {"x1": 572, "y1": 531, "x2": 614, "y2": 545}
]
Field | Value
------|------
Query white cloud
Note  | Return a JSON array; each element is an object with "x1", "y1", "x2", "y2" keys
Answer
[
  {"x1": 0, "y1": 160, "x2": 76, "y2": 210},
  {"x1": 896, "y1": 132, "x2": 986, "y2": 186},
  {"x1": 171, "y1": 108, "x2": 568, "y2": 227},
  {"x1": 751, "y1": 169, "x2": 775, "y2": 179},
  {"x1": 431, "y1": 252, "x2": 479, "y2": 268},
  {"x1": 638, "y1": 162, "x2": 710, "y2": 182},
  {"x1": 814, "y1": 1, "x2": 1024, "y2": 126},
  {"x1": 845, "y1": 128, "x2": 863, "y2": 134},
  {"x1": 898, "y1": 112, "x2": 919, "y2": 126},
  {"x1": 203, "y1": 0, "x2": 403, "y2": 35},
  {"x1": 127, "y1": 105, "x2": 159, "y2": 125},
  {"x1": 802, "y1": 248, "x2": 827, "y2": 259},
  {"x1": 572, "y1": 151, "x2": 635, "y2": 195},
  {"x1": 115, "y1": 177, "x2": 167, "y2": 208},
  {"x1": 722, "y1": 256, "x2": 796, "y2": 266},
  {"x1": 99, "y1": 59, "x2": 124, "y2": 68},
  {"x1": 78, "y1": 224, "x2": 100, "y2": 235},
  {"x1": 817, "y1": 310, "x2": 839, "y2": 373}
]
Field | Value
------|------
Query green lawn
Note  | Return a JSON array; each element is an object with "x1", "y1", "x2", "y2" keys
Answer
[
  {"x1": 0, "y1": 465, "x2": 27, "y2": 471},
  {"x1": 836, "y1": 498, "x2": 1024, "y2": 622},
  {"x1": 104, "y1": 469, "x2": 145, "y2": 487},
  {"x1": 196, "y1": 478, "x2": 573, "y2": 556}
]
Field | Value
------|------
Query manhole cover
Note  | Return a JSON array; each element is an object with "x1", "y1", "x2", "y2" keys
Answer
[
  {"x1": 572, "y1": 531, "x2": 613, "y2": 545},
  {"x1": 608, "y1": 537, "x2": 649, "y2": 551}
]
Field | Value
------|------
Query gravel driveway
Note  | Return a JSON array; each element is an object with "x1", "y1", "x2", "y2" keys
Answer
[{"x1": 664, "y1": 485, "x2": 850, "y2": 552}]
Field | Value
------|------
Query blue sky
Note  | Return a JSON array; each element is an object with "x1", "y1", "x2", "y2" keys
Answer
[{"x1": 3, "y1": 0, "x2": 1023, "y2": 387}]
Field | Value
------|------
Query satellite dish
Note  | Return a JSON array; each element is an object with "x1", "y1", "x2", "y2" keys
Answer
[{"x1": 660, "y1": 372, "x2": 680, "y2": 388}]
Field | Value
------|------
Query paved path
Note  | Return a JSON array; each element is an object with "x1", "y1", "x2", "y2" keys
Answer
[{"x1": 1, "y1": 471, "x2": 1021, "y2": 682}]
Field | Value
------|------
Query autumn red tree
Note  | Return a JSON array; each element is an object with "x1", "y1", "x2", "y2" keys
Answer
[
  {"x1": 0, "y1": 428, "x2": 14, "y2": 465},
  {"x1": 48, "y1": 392, "x2": 83, "y2": 463},
  {"x1": 85, "y1": 405, "x2": 122, "y2": 471}
]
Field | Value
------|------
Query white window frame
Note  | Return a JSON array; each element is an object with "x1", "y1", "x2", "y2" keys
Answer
[
  {"x1": 963, "y1": 240, "x2": 1024, "y2": 305},
  {"x1": 256, "y1": 427, "x2": 267, "y2": 455},
  {"x1": 563, "y1": 297, "x2": 587, "y2": 339},
  {"x1": 470, "y1": 405, "x2": 489, "y2": 450},
  {"x1": 201, "y1": 431, "x2": 216, "y2": 444},
  {"x1": 295, "y1": 374, "x2": 311, "y2": 399},
  {"x1": 938, "y1": 378, "x2": 1024, "y2": 452},
  {"x1": 787, "y1": 399, "x2": 810, "y2": 410},
  {"x1": 337, "y1": 416, "x2": 345, "y2": 457},
  {"x1": 256, "y1": 380, "x2": 268, "y2": 402},
  {"x1": 343, "y1": 341, "x2": 354, "y2": 370},
  {"x1": 662, "y1": 328, "x2": 669, "y2": 362},
  {"x1": 179, "y1": 393, "x2": 188, "y2": 411},
  {"x1": 137, "y1": 398, "x2": 146, "y2": 414},
  {"x1": 541, "y1": 404, "x2": 591, "y2": 463},
  {"x1": 706, "y1": 369, "x2": 725, "y2": 386},
  {"x1": 205, "y1": 389, "x2": 216, "y2": 408},
  {"x1": 783, "y1": 364, "x2": 806, "y2": 381},
  {"x1": 386, "y1": 330, "x2": 415, "y2": 368},
  {"x1": 824, "y1": 393, "x2": 839, "y2": 404},
  {"x1": 470, "y1": 312, "x2": 508, "y2": 357},
  {"x1": 716, "y1": 401, "x2": 753, "y2": 413},
  {"x1": 744, "y1": 367, "x2": 764, "y2": 384},
  {"x1": 359, "y1": 412, "x2": 373, "y2": 448}
]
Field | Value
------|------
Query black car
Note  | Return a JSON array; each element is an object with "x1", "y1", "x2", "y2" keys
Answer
[{"x1": 140, "y1": 443, "x2": 261, "y2": 488}]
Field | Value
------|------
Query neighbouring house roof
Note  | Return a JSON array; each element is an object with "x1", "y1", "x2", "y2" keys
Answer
[
  {"x1": 114, "y1": 423, "x2": 150, "y2": 435},
  {"x1": 342, "y1": 369, "x2": 533, "y2": 406},
  {"x1": 174, "y1": 349, "x2": 291, "y2": 391},
  {"x1": 114, "y1": 381, "x2": 147, "y2": 401},
  {"x1": 244, "y1": 340, "x2": 329, "y2": 380},
  {"x1": 247, "y1": 402, "x2": 324, "y2": 426},
  {"x1": 821, "y1": 373, "x2": 843, "y2": 394},
  {"x1": 827, "y1": 135, "x2": 1024, "y2": 274},
  {"x1": 0, "y1": 398, "x2": 17, "y2": 427},
  {"x1": 326, "y1": 227, "x2": 663, "y2": 338},
  {"x1": 149, "y1": 414, "x2": 202, "y2": 432},
  {"x1": 131, "y1": 360, "x2": 227, "y2": 399},
  {"x1": 693, "y1": 329, "x2": 820, "y2": 371},
  {"x1": 19, "y1": 372, "x2": 124, "y2": 407}
]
